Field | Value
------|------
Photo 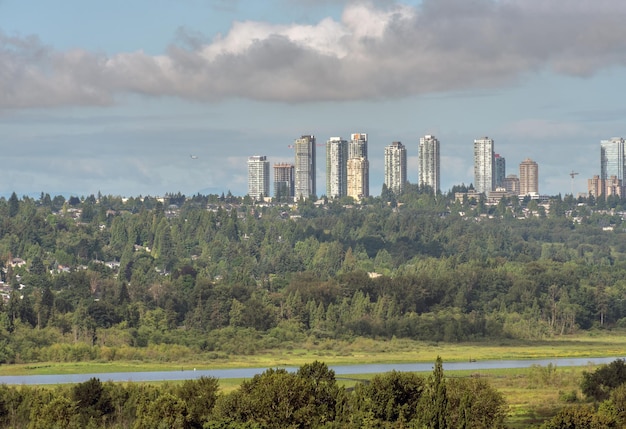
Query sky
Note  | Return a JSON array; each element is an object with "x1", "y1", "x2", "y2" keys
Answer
[{"x1": 2, "y1": 0, "x2": 626, "y2": 199}]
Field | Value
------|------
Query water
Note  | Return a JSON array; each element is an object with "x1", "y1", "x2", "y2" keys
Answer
[{"x1": 0, "y1": 356, "x2": 622, "y2": 385}]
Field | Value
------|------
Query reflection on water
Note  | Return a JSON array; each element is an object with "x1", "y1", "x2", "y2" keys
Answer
[{"x1": 1, "y1": 356, "x2": 622, "y2": 385}]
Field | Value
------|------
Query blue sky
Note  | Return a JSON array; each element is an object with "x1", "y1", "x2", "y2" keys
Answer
[{"x1": 2, "y1": 0, "x2": 626, "y2": 198}]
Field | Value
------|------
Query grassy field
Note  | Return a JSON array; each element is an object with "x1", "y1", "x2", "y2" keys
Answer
[{"x1": 1, "y1": 331, "x2": 624, "y2": 376}]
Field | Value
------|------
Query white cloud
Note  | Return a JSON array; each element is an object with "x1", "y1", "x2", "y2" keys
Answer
[{"x1": 3, "y1": 0, "x2": 626, "y2": 108}]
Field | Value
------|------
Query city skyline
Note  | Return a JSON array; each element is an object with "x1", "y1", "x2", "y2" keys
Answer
[
  {"x1": 3, "y1": 1, "x2": 626, "y2": 198},
  {"x1": 250, "y1": 133, "x2": 626, "y2": 200}
]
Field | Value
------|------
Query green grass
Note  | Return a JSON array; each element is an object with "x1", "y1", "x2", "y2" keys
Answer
[
  {"x1": 2, "y1": 334, "x2": 619, "y2": 429},
  {"x1": 2, "y1": 331, "x2": 624, "y2": 376}
]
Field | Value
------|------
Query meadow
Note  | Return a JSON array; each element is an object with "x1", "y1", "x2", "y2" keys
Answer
[{"x1": 0, "y1": 332, "x2": 622, "y2": 427}]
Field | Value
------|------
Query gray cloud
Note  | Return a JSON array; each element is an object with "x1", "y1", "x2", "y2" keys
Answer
[{"x1": 3, "y1": 0, "x2": 626, "y2": 108}]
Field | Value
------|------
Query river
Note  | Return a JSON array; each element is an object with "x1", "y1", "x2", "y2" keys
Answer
[{"x1": 0, "y1": 356, "x2": 622, "y2": 385}]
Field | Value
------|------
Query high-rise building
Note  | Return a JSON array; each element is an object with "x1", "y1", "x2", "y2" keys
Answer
[
  {"x1": 273, "y1": 163, "x2": 294, "y2": 201},
  {"x1": 473, "y1": 137, "x2": 495, "y2": 194},
  {"x1": 601, "y1": 137, "x2": 625, "y2": 195},
  {"x1": 247, "y1": 155, "x2": 270, "y2": 200},
  {"x1": 294, "y1": 135, "x2": 316, "y2": 200},
  {"x1": 384, "y1": 141, "x2": 407, "y2": 195},
  {"x1": 347, "y1": 157, "x2": 369, "y2": 200},
  {"x1": 349, "y1": 133, "x2": 368, "y2": 159},
  {"x1": 418, "y1": 134, "x2": 440, "y2": 193},
  {"x1": 347, "y1": 133, "x2": 369, "y2": 199},
  {"x1": 326, "y1": 137, "x2": 348, "y2": 199},
  {"x1": 494, "y1": 154, "x2": 506, "y2": 188},
  {"x1": 519, "y1": 158, "x2": 539, "y2": 196}
]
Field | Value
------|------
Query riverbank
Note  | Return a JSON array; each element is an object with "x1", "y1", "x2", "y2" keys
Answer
[{"x1": 0, "y1": 332, "x2": 623, "y2": 376}]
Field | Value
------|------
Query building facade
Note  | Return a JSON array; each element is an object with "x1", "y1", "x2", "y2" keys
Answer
[
  {"x1": 247, "y1": 155, "x2": 270, "y2": 200},
  {"x1": 494, "y1": 154, "x2": 506, "y2": 188},
  {"x1": 349, "y1": 133, "x2": 368, "y2": 159},
  {"x1": 347, "y1": 157, "x2": 369, "y2": 200},
  {"x1": 502, "y1": 174, "x2": 520, "y2": 195},
  {"x1": 294, "y1": 135, "x2": 316, "y2": 200},
  {"x1": 601, "y1": 137, "x2": 625, "y2": 196},
  {"x1": 519, "y1": 158, "x2": 539, "y2": 196},
  {"x1": 384, "y1": 141, "x2": 407, "y2": 195},
  {"x1": 606, "y1": 175, "x2": 623, "y2": 198},
  {"x1": 273, "y1": 163, "x2": 294, "y2": 201},
  {"x1": 473, "y1": 137, "x2": 495, "y2": 195},
  {"x1": 326, "y1": 137, "x2": 348, "y2": 199},
  {"x1": 347, "y1": 133, "x2": 369, "y2": 199},
  {"x1": 418, "y1": 134, "x2": 440, "y2": 193}
]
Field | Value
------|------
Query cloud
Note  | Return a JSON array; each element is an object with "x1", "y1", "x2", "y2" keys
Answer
[{"x1": 3, "y1": 0, "x2": 626, "y2": 108}]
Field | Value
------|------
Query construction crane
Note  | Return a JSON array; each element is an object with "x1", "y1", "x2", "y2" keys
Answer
[{"x1": 569, "y1": 170, "x2": 579, "y2": 196}]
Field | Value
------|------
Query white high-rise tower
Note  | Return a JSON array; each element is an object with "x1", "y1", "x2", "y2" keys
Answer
[
  {"x1": 473, "y1": 137, "x2": 495, "y2": 194},
  {"x1": 384, "y1": 141, "x2": 407, "y2": 195},
  {"x1": 294, "y1": 135, "x2": 316, "y2": 200},
  {"x1": 326, "y1": 137, "x2": 348, "y2": 198},
  {"x1": 418, "y1": 135, "x2": 440, "y2": 193},
  {"x1": 247, "y1": 155, "x2": 270, "y2": 200}
]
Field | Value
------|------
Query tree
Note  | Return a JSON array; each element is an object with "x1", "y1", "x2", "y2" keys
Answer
[
  {"x1": 133, "y1": 393, "x2": 190, "y2": 429},
  {"x1": 71, "y1": 377, "x2": 112, "y2": 425},
  {"x1": 29, "y1": 395, "x2": 81, "y2": 429},
  {"x1": 581, "y1": 359, "x2": 626, "y2": 401},
  {"x1": 175, "y1": 376, "x2": 219, "y2": 427},
  {"x1": 351, "y1": 370, "x2": 424, "y2": 423},
  {"x1": 8, "y1": 192, "x2": 18, "y2": 218},
  {"x1": 446, "y1": 378, "x2": 506, "y2": 429},
  {"x1": 417, "y1": 356, "x2": 449, "y2": 429},
  {"x1": 213, "y1": 363, "x2": 343, "y2": 429},
  {"x1": 539, "y1": 405, "x2": 603, "y2": 429}
]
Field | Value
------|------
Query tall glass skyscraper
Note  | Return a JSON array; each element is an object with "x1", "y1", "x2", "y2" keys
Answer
[
  {"x1": 247, "y1": 155, "x2": 270, "y2": 200},
  {"x1": 418, "y1": 134, "x2": 440, "y2": 193},
  {"x1": 294, "y1": 135, "x2": 316, "y2": 200},
  {"x1": 384, "y1": 141, "x2": 407, "y2": 195},
  {"x1": 473, "y1": 137, "x2": 494, "y2": 194},
  {"x1": 601, "y1": 137, "x2": 625, "y2": 181}
]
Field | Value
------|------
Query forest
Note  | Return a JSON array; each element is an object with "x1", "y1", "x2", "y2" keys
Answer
[
  {"x1": 0, "y1": 187, "x2": 625, "y2": 426},
  {"x1": 0, "y1": 187, "x2": 624, "y2": 363}
]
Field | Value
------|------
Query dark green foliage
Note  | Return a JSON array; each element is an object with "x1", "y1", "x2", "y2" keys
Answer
[
  {"x1": 417, "y1": 356, "x2": 449, "y2": 429},
  {"x1": 539, "y1": 404, "x2": 616, "y2": 429},
  {"x1": 581, "y1": 359, "x2": 626, "y2": 401},
  {"x1": 213, "y1": 362, "x2": 344, "y2": 428},
  {"x1": 71, "y1": 377, "x2": 112, "y2": 425},
  {"x1": 350, "y1": 370, "x2": 424, "y2": 423},
  {"x1": 175, "y1": 376, "x2": 219, "y2": 427}
]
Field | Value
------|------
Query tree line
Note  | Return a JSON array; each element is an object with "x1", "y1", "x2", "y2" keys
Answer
[{"x1": 0, "y1": 188, "x2": 625, "y2": 361}]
